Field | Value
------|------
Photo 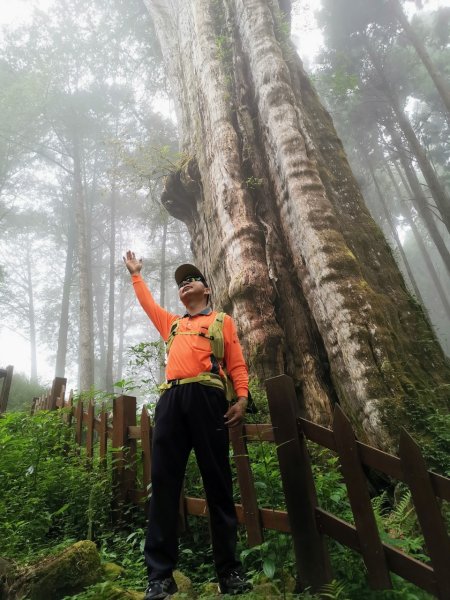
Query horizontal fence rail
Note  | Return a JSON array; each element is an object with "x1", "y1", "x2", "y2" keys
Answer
[{"x1": 32, "y1": 375, "x2": 450, "y2": 598}]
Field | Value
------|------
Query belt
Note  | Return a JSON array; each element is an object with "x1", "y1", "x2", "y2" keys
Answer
[{"x1": 158, "y1": 372, "x2": 225, "y2": 393}]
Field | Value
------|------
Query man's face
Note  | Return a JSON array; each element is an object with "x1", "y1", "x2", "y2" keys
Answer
[{"x1": 178, "y1": 276, "x2": 210, "y2": 306}]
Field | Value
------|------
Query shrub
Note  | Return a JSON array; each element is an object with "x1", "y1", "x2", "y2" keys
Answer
[{"x1": 0, "y1": 410, "x2": 111, "y2": 561}]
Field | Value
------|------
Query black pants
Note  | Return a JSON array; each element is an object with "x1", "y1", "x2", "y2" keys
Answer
[{"x1": 144, "y1": 382, "x2": 241, "y2": 580}]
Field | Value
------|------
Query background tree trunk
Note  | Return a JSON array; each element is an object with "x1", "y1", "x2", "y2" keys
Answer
[
  {"x1": 25, "y1": 242, "x2": 38, "y2": 383},
  {"x1": 73, "y1": 132, "x2": 95, "y2": 391},
  {"x1": 144, "y1": 0, "x2": 450, "y2": 450},
  {"x1": 390, "y1": 0, "x2": 450, "y2": 117},
  {"x1": 366, "y1": 159, "x2": 424, "y2": 306},
  {"x1": 388, "y1": 128, "x2": 450, "y2": 276},
  {"x1": 105, "y1": 184, "x2": 117, "y2": 393},
  {"x1": 366, "y1": 41, "x2": 450, "y2": 232},
  {"x1": 55, "y1": 213, "x2": 75, "y2": 379}
]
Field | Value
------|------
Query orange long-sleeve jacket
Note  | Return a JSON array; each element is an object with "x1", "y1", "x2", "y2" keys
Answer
[{"x1": 132, "y1": 274, "x2": 248, "y2": 398}]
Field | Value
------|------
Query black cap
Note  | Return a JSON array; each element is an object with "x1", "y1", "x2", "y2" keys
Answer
[{"x1": 174, "y1": 263, "x2": 208, "y2": 286}]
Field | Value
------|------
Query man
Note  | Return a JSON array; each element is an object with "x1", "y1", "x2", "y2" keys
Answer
[{"x1": 123, "y1": 250, "x2": 251, "y2": 599}]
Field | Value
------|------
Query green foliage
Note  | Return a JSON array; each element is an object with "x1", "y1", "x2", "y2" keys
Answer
[
  {"x1": 125, "y1": 340, "x2": 166, "y2": 400},
  {"x1": 308, "y1": 446, "x2": 353, "y2": 522},
  {"x1": 313, "y1": 65, "x2": 360, "y2": 100},
  {"x1": 383, "y1": 389, "x2": 450, "y2": 476},
  {"x1": 0, "y1": 411, "x2": 112, "y2": 561},
  {"x1": 247, "y1": 378, "x2": 270, "y2": 421},
  {"x1": 60, "y1": 529, "x2": 148, "y2": 598},
  {"x1": 122, "y1": 142, "x2": 191, "y2": 185},
  {"x1": 245, "y1": 176, "x2": 264, "y2": 190},
  {"x1": 5, "y1": 372, "x2": 46, "y2": 412},
  {"x1": 320, "y1": 580, "x2": 350, "y2": 599},
  {"x1": 215, "y1": 34, "x2": 233, "y2": 67},
  {"x1": 0, "y1": 404, "x2": 442, "y2": 600},
  {"x1": 268, "y1": 0, "x2": 297, "y2": 63},
  {"x1": 371, "y1": 489, "x2": 428, "y2": 560}
]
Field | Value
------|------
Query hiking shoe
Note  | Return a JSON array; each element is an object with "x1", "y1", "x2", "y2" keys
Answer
[
  {"x1": 218, "y1": 570, "x2": 252, "y2": 595},
  {"x1": 144, "y1": 575, "x2": 178, "y2": 599}
]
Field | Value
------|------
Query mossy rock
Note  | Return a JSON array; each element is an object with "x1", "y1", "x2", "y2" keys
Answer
[
  {"x1": 88, "y1": 586, "x2": 143, "y2": 600},
  {"x1": 102, "y1": 562, "x2": 126, "y2": 582},
  {"x1": 198, "y1": 581, "x2": 219, "y2": 597},
  {"x1": 173, "y1": 570, "x2": 196, "y2": 598},
  {"x1": 0, "y1": 557, "x2": 16, "y2": 600},
  {"x1": 198, "y1": 579, "x2": 307, "y2": 599},
  {"x1": 8, "y1": 540, "x2": 102, "y2": 600},
  {"x1": 92, "y1": 570, "x2": 196, "y2": 600}
]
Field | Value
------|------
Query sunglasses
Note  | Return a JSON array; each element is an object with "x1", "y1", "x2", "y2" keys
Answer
[{"x1": 178, "y1": 276, "x2": 205, "y2": 289}]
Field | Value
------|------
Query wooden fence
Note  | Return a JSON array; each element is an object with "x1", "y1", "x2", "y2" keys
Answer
[
  {"x1": 0, "y1": 365, "x2": 13, "y2": 414},
  {"x1": 32, "y1": 374, "x2": 450, "y2": 599}
]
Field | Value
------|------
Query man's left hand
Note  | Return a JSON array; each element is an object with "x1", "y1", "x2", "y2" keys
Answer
[{"x1": 224, "y1": 397, "x2": 247, "y2": 427}]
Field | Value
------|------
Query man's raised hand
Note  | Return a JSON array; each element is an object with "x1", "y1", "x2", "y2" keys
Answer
[{"x1": 123, "y1": 250, "x2": 143, "y2": 275}]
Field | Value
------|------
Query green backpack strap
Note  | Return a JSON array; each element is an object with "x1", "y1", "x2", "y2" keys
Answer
[
  {"x1": 208, "y1": 312, "x2": 237, "y2": 402},
  {"x1": 166, "y1": 318, "x2": 181, "y2": 354},
  {"x1": 208, "y1": 312, "x2": 226, "y2": 361},
  {"x1": 209, "y1": 312, "x2": 257, "y2": 412}
]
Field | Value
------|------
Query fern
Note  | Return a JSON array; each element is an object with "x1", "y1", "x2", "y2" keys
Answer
[{"x1": 320, "y1": 579, "x2": 350, "y2": 599}]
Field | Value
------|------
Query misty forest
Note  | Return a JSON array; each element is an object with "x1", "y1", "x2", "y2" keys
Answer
[{"x1": 0, "y1": 0, "x2": 449, "y2": 599}]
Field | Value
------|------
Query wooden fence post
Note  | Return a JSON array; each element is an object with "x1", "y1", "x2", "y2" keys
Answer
[
  {"x1": 49, "y1": 377, "x2": 67, "y2": 410},
  {"x1": 112, "y1": 395, "x2": 137, "y2": 517},
  {"x1": 266, "y1": 374, "x2": 332, "y2": 592},
  {"x1": 399, "y1": 429, "x2": 450, "y2": 599},
  {"x1": 0, "y1": 365, "x2": 14, "y2": 414},
  {"x1": 66, "y1": 391, "x2": 74, "y2": 426},
  {"x1": 99, "y1": 404, "x2": 108, "y2": 464},
  {"x1": 230, "y1": 424, "x2": 264, "y2": 546},
  {"x1": 333, "y1": 405, "x2": 391, "y2": 589},
  {"x1": 75, "y1": 400, "x2": 83, "y2": 448},
  {"x1": 86, "y1": 400, "x2": 95, "y2": 460},
  {"x1": 141, "y1": 406, "x2": 152, "y2": 500}
]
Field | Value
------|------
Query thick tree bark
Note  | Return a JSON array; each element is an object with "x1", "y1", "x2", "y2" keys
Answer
[{"x1": 144, "y1": 0, "x2": 450, "y2": 448}]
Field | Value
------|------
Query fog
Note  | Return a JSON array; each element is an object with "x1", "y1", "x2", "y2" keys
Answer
[{"x1": 1, "y1": 0, "x2": 449, "y2": 409}]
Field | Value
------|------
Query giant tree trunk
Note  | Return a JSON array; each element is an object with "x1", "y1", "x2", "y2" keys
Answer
[{"x1": 144, "y1": 0, "x2": 450, "y2": 449}]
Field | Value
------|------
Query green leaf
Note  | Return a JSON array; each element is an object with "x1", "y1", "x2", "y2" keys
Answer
[{"x1": 262, "y1": 558, "x2": 276, "y2": 579}]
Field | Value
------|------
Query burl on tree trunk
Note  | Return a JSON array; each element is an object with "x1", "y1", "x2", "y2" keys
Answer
[{"x1": 144, "y1": 0, "x2": 450, "y2": 453}]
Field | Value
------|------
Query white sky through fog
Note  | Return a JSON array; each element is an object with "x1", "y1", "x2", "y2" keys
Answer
[{"x1": 0, "y1": 0, "x2": 449, "y2": 386}]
